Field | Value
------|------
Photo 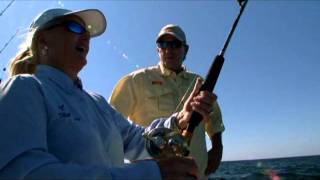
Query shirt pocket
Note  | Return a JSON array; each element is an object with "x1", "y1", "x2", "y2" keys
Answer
[{"x1": 144, "y1": 86, "x2": 176, "y2": 113}]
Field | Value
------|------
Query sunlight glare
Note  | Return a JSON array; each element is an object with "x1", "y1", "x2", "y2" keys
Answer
[
  {"x1": 122, "y1": 53, "x2": 128, "y2": 60},
  {"x1": 57, "y1": 1, "x2": 64, "y2": 8}
]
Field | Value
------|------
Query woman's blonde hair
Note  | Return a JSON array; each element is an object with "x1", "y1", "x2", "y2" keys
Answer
[{"x1": 9, "y1": 30, "x2": 41, "y2": 77}]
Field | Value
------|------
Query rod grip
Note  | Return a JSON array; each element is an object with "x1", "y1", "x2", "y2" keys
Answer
[{"x1": 183, "y1": 55, "x2": 225, "y2": 139}]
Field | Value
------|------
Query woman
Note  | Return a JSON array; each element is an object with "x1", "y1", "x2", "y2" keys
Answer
[{"x1": 0, "y1": 8, "x2": 216, "y2": 179}]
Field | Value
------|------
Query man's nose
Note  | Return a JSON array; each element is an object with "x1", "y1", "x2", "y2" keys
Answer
[{"x1": 164, "y1": 47, "x2": 174, "y2": 53}]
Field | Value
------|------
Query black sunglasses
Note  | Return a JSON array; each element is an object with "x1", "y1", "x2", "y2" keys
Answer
[
  {"x1": 45, "y1": 20, "x2": 87, "y2": 35},
  {"x1": 157, "y1": 40, "x2": 184, "y2": 49}
]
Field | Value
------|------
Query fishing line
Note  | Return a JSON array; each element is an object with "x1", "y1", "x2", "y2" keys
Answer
[
  {"x1": 0, "y1": 29, "x2": 19, "y2": 84},
  {"x1": 0, "y1": 29, "x2": 19, "y2": 55},
  {"x1": 0, "y1": 0, "x2": 15, "y2": 17}
]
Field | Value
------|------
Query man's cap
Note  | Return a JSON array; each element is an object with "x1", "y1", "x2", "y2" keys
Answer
[
  {"x1": 156, "y1": 24, "x2": 186, "y2": 43},
  {"x1": 29, "y1": 8, "x2": 107, "y2": 37}
]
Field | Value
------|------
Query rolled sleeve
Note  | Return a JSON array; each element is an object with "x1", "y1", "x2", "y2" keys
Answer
[{"x1": 205, "y1": 101, "x2": 225, "y2": 137}]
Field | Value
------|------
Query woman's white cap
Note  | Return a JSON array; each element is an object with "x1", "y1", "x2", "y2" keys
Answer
[{"x1": 29, "y1": 8, "x2": 107, "y2": 37}]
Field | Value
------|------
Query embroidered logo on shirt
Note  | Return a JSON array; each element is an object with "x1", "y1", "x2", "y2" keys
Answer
[
  {"x1": 58, "y1": 104, "x2": 65, "y2": 111},
  {"x1": 58, "y1": 104, "x2": 71, "y2": 119},
  {"x1": 57, "y1": 104, "x2": 81, "y2": 121},
  {"x1": 152, "y1": 80, "x2": 163, "y2": 85}
]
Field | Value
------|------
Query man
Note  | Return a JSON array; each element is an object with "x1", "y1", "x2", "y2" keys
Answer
[{"x1": 109, "y1": 24, "x2": 225, "y2": 177}]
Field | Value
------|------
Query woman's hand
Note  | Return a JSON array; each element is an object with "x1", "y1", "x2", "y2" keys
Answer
[{"x1": 156, "y1": 156, "x2": 199, "y2": 180}]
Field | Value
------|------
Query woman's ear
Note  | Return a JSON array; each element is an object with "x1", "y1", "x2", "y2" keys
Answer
[
  {"x1": 34, "y1": 31, "x2": 50, "y2": 58},
  {"x1": 36, "y1": 31, "x2": 48, "y2": 47}
]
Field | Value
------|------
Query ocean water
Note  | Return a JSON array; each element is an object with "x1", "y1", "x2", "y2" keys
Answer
[{"x1": 209, "y1": 155, "x2": 320, "y2": 180}]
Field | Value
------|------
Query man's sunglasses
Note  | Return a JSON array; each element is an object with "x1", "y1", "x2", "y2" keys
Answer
[
  {"x1": 45, "y1": 21, "x2": 87, "y2": 35},
  {"x1": 157, "y1": 40, "x2": 184, "y2": 49}
]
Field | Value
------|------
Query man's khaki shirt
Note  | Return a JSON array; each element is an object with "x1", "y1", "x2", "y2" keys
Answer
[{"x1": 109, "y1": 63, "x2": 225, "y2": 175}]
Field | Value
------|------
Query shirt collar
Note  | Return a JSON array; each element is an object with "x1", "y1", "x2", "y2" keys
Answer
[
  {"x1": 35, "y1": 65, "x2": 83, "y2": 94},
  {"x1": 158, "y1": 62, "x2": 188, "y2": 79}
]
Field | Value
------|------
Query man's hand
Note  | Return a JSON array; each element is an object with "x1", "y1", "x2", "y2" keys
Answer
[
  {"x1": 156, "y1": 156, "x2": 199, "y2": 180},
  {"x1": 178, "y1": 78, "x2": 217, "y2": 129}
]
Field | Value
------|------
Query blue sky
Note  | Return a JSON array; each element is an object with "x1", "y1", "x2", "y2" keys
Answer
[{"x1": 0, "y1": 0, "x2": 319, "y2": 161}]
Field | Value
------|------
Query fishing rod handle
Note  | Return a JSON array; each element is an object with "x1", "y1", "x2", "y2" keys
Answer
[
  {"x1": 182, "y1": 55, "x2": 225, "y2": 143},
  {"x1": 201, "y1": 54, "x2": 225, "y2": 92}
]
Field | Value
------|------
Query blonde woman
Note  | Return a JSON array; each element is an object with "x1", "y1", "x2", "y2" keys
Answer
[{"x1": 0, "y1": 8, "x2": 216, "y2": 179}]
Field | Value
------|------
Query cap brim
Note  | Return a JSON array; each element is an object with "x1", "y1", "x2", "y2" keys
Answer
[
  {"x1": 66, "y1": 9, "x2": 107, "y2": 37},
  {"x1": 157, "y1": 32, "x2": 184, "y2": 42}
]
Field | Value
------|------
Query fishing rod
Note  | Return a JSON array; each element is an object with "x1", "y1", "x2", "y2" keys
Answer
[
  {"x1": 182, "y1": 0, "x2": 249, "y2": 144},
  {"x1": 144, "y1": 0, "x2": 249, "y2": 157}
]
